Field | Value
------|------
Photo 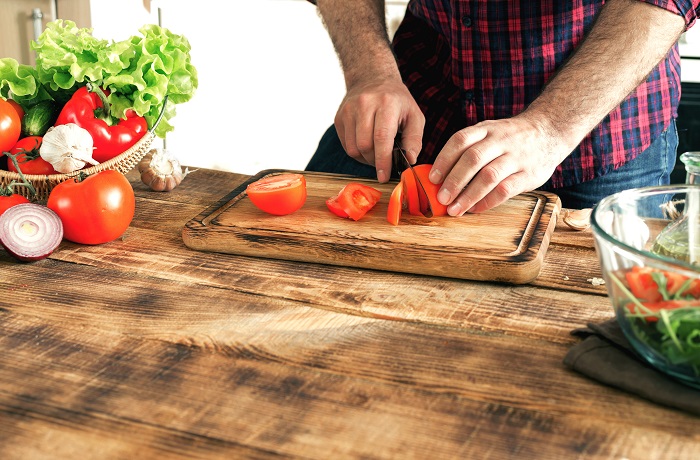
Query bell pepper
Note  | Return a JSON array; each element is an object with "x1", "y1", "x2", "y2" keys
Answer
[{"x1": 55, "y1": 85, "x2": 148, "y2": 164}]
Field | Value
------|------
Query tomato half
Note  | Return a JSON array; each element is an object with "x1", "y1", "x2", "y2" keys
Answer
[
  {"x1": 246, "y1": 173, "x2": 307, "y2": 216},
  {"x1": 387, "y1": 182, "x2": 404, "y2": 226},
  {"x1": 7, "y1": 136, "x2": 57, "y2": 175},
  {"x1": 0, "y1": 194, "x2": 30, "y2": 216},
  {"x1": 401, "y1": 164, "x2": 447, "y2": 217},
  {"x1": 47, "y1": 170, "x2": 135, "y2": 245},
  {"x1": 0, "y1": 98, "x2": 22, "y2": 155},
  {"x1": 335, "y1": 183, "x2": 382, "y2": 221}
]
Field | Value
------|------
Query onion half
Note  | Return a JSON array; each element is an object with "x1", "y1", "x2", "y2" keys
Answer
[{"x1": 0, "y1": 203, "x2": 64, "y2": 262}]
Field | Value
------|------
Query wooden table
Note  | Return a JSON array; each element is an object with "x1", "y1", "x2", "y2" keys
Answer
[{"x1": 1, "y1": 168, "x2": 697, "y2": 459}]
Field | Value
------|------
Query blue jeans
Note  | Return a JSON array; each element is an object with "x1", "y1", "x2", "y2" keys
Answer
[{"x1": 305, "y1": 120, "x2": 679, "y2": 209}]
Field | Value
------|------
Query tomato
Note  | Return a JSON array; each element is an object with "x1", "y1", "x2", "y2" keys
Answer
[
  {"x1": 47, "y1": 170, "x2": 135, "y2": 245},
  {"x1": 334, "y1": 183, "x2": 382, "y2": 221},
  {"x1": 7, "y1": 136, "x2": 57, "y2": 175},
  {"x1": 0, "y1": 194, "x2": 30, "y2": 216},
  {"x1": 326, "y1": 194, "x2": 348, "y2": 218},
  {"x1": 401, "y1": 165, "x2": 448, "y2": 217},
  {"x1": 387, "y1": 182, "x2": 404, "y2": 226},
  {"x1": 246, "y1": 173, "x2": 307, "y2": 216},
  {"x1": 0, "y1": 98, "x2": 22, "y2": 155},
  {"x1": 625, "y1": 266, "x2": 700, "y2": 301},
  {"x1": 625, "y1": 266, "x2": 663, "y2": 302},
  {"x1": 7, "y1": 100, "x2": 24, "y2": 121}
]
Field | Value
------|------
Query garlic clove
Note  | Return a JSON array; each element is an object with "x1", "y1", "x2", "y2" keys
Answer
[{"x1": 138, "y1": 148, "x2": 189, "y2": 192}]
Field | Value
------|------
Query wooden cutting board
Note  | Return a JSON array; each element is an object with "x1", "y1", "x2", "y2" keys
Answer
[{"x1": 182, "y1": 170, "x2": 562, "y2": 284}]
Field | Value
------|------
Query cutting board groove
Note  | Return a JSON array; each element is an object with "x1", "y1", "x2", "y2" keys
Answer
[{"x1": 182, "y1": 170, "x2": 561, "y2": 284}]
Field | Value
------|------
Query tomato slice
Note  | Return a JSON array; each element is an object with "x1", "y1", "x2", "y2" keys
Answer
[
  {"x1": 326, "y1": 194, "x2": 348, "y2": 218},
  {"x1": 335, "y1": 183, "x2": 382, "y2": 221},
  {"x1": 246, "y1": 173, "x2": 307, "y2": 216},
  {"x1": 387, "y1": 182, "x2": 404, "y2": 226},
  {"x1": 625, "y1": 266, "x2": 663, "y2": 302},
  {"x1": 400, "y1": 164, "x2": 447, "y2": 217}
]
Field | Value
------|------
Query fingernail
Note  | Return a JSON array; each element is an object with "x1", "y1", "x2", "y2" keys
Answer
[
  {"x1": 448, "y1": 202, "x2": 462, "y2": 216},
  {"x1": 429, "y1": 168, "x2": 443, "y2": 184},
  {"x1": 377, "y1": 169, "x2": 387, "y2": 182},
  {"x1": 437, "y1": 188, "x2": 451, "y2": 205}
]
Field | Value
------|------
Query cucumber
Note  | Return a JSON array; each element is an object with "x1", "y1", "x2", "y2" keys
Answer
[{"x1": 21, "y1": 101, "x2": 59, "y2": 137}]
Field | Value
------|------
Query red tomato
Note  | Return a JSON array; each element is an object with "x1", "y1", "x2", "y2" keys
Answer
[
  {"x1": 624, "y1": 266, "x2": 663, "y2": 302},
  {"x1": 0, "y1": 194, "x2": 30, "y2": 216},
  {"x1": 387, "y1": 182, "x2": 404, "y2": 226},
  {"x1": 326, "y1": 194, "x2": 348, "y2": 218},
  {"x1": 7, "y1": 136, "x2": 57, "y2": 175},
  {"x1": 0, "y1": 98, "x2": 22, "y2": 155},
  {"x1": 335, "y1": 183, "x2": 382, "y2": 221},
  {"x1": 7, "y1": 100, "x2": 24, "y2": 120},
  {"x1": 47, "y1": 170, "x2": 135, "y2": 245},
  {"x1": 246, "y1": 173, "x2": 307, "y2": 216},
  {"x1": 401, "y1": 165, "x2": 448, "y2": 217}
]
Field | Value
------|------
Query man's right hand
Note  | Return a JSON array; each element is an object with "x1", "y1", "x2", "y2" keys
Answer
[
  {"x1": 315, "y1": 0, "x2": 424, "y2": 183},
  {"x1": 334, "y1": 74, "x2": 425, "y2": 183}
]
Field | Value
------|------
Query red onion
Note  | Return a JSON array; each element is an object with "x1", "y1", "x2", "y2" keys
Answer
[{"x1": 0, "y1": 203, "x2": 63, "y2": 262}]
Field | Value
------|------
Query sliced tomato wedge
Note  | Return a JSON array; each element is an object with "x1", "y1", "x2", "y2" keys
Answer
[
  {"x1": 387, "y1": 181, "x2": 404, "y2": 226},
  {"x1": 246, "y1": 173, "x2": 307, "y2": 216},
  {"x1": 400, "y1": 164, "x2": 448, "y2": 217},
  {"x1": 326, "y1": 194, "x2": 348, "y2": 218},
  {"x1": 334, "y1": 183, "x2": 382, "y2": 221},
  {"x1": 625, "y1": 266, "x2": 663, "y2": 302}
]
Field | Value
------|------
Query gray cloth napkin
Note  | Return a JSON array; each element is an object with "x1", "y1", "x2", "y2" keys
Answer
[{"x1": 564, "y1": 318, "x2": 700, "y2": 416}]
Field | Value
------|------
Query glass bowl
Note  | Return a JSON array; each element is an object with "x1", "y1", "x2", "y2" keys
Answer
[{"x1": 591, "y1": 185, "x2": 700, "y2": 389}]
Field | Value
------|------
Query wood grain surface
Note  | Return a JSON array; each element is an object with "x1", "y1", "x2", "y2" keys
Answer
[
  {"x1": 0, "y1": 168, "x2": 698, "y2": 460},
  {"x1": 183, "y1": 170, "x2": 562, "y2": 284}
]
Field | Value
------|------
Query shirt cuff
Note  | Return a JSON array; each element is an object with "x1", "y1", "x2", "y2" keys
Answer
[{"x1": 638, "y1": 0, "x2": 700, "y2": 28}]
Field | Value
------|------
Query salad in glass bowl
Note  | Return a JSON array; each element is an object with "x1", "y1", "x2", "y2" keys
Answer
[{"x1": 591, "y1": 184, "x2": 700, "y2": 388}]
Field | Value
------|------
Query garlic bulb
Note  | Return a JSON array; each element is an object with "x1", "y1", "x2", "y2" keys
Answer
[
  {"x1": 138, "y1": 149, "x2": 189, "y2": 192},
  {"x1": 40, "y1": 124, "x2": 99, "y2": 173}
]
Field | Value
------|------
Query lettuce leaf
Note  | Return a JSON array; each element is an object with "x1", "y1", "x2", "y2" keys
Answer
[
  {"x1": 0, "y1": 58, "x2": 53, "y2": 106},
  {"x1": 103, "y1": 24, "x2": 198, "y2": 137}
]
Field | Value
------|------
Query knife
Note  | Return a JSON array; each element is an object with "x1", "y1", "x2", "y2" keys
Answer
[{"x1": 393, "y1": 140, "x2": 433, "y2": 218}]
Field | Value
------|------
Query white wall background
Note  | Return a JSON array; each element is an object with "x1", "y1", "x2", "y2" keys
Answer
[
  {"x1": 88, "y1": 0, "x2": 410, "y2": 174},
  {"x1": 89, "y1": 0, "x2": 344, "y2": 174}
]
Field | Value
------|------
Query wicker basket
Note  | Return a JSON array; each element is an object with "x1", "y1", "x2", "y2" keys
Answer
[
  {"x1": 0, "y1": 131, "x2": 156, "y2": 201},
  {"x1": 0, "y1": 96, "x2": 167, "y2": 202}
]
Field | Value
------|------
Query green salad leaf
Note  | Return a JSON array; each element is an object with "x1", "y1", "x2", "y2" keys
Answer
[
  {"x1": 2, "y1": 19, "x2": 197, "y2": 138},
  {"x1": 0, "y1": 58, "x2": 53, "y2": 106},
  {"x1": 103, "y1": 23, "x2": 198, "y2": 137}
]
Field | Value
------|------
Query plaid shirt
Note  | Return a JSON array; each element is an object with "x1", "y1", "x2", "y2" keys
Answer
[{"x1": 394, "y1": 0, "x2": 700, "y2": 189}]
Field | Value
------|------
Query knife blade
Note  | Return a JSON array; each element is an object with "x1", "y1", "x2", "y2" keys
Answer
[{"x1": 393, "y1": 140, "x2": 433, "y2": 218}]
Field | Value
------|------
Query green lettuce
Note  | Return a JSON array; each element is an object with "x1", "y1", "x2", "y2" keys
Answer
[
  {"x1": 0, "y1": 58, "x2": 53, "y2": 106},
  {"x1": 2, "y1": 19, "x2": 197, "y2": 138}
]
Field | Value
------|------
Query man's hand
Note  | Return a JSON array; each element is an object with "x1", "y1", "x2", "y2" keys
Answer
[
  {"x1": 334, "y1": 74, "x2": 425, "y2": 183},
  {"x1": 429, "y1": 114, "x2": 573, "y2": 215},
  {"x1": 315, "y1": 0, "x2": 425, "y2": 182}
]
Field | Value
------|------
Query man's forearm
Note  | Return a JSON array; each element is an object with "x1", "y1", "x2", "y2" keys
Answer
[
  {"x1": 315, "y1": 0, "x2": 401, "y2": 88},
  {"x1": 526, "y1": 0, "x2": 685, "y2": 149}
]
